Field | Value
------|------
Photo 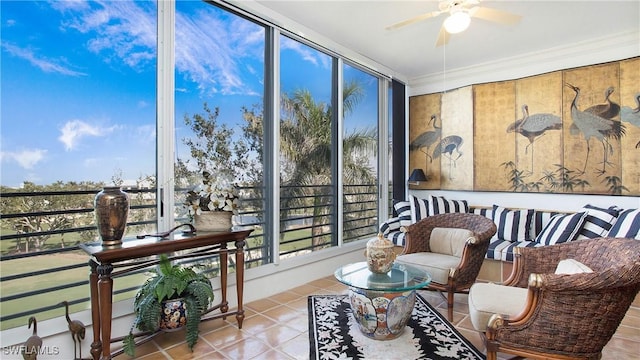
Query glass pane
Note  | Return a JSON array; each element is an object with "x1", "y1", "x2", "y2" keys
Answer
[
  {"x1": 173, "y1": 1, "x2": 267, "y2": 267},
  {"x1": 279, "y1": 35, "x2": 333, "y2": 256},
  {"x1": 0, "y1": 0, "x2": 157, "y2": 328},
  {"x1": 343, "y1": 64, "x2": 379, "y2": 243}
]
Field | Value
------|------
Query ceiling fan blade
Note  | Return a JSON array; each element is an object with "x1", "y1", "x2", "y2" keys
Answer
[
  {"x1": 435, "y1": 25, "x2": 450, "y2": 47},
  {"x1": 469, "y1": 6, "x2": 522, "y2": 25},
  {"x1": 386, "y1": 10, "x2": 444, "y2": 30}
]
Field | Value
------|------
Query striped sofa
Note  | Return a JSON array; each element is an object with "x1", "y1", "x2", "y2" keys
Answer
[{"x1": 380, "y1": 195, "x2": 640, "y2": 263}]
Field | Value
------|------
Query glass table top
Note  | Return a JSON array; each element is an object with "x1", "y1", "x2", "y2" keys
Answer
[{"x1": 334, "y1": 261, "x2": 431, "y2": 292}]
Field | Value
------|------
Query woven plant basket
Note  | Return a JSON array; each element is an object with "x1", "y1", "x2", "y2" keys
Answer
[{"x1": 193, "y1": 211, "x2": 232, "y2": 232}]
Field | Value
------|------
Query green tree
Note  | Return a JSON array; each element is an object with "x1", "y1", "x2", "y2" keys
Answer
[{"x1": 279, "y1": 80, "x2": 376, "y2": 247}]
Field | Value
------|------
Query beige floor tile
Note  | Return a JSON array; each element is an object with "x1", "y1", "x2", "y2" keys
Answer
[
  {"x1": 164, "y1": 339, "x2": 217, "y2": 360},
  {"x1": 217, "y1": 337, "x2": 272, "y2": 360},
  {"x1": 249, "y1": 348, "x2": 296, "y2": 360},
  {"x1": 252, "y1": 323, "x2": 302, "y2": 347},
  {"x1": 245, "y1": 298, "x2": 281, "y2": 312},
  {"x1": 277, "y1": 332, "x2": 311, "y2": 359}
]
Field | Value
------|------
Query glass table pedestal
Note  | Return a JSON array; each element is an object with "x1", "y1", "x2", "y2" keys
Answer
[{"x1": 335, "y1": 262, "x2": 431, "y2": 340}]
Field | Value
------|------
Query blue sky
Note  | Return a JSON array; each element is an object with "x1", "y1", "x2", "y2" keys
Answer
[{"x1": 1, "y1": 0, "x2": 378, "y2": 188}]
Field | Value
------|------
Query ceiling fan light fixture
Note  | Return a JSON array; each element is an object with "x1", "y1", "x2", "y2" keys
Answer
[{"x1": 443, "y1": 11, "x2": 471, "y2": 34}]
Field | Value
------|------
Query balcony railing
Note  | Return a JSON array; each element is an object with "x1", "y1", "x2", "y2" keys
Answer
[{"x1": 0, "y1": 184, "x2": 378, "y2": 330}]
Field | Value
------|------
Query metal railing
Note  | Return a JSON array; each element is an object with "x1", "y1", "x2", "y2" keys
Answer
[{"x1": 0, "y1": 184, "x2": 378, "y2": 330}]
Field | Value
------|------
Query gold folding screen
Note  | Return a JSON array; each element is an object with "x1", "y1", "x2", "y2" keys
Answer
[{"x1": 409, "y1": 57, "x2": 640, "y2": 195}]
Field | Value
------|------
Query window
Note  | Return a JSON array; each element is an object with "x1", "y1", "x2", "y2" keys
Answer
[{"x1": 0, "y1": 0, "x2": 392, "y2": 330}]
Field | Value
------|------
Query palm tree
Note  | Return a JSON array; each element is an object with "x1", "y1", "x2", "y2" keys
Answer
[{"x1": 280, "y1": 80, "x2": 377, "y2": 248}]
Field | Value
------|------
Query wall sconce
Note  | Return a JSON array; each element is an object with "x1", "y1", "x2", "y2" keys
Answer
[{"x1": 408, "y1": 168, "x2": 428, "y2": 185}]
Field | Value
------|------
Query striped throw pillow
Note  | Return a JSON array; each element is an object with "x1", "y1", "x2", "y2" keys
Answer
[
  {"x1": 492, "y1": 205, "x2": 534, "y2": 242},
  {"x1": 606, "y1": 209, "x2": 640, "y2": 239},
  {"x1": 428, "y1": 195, "x2": 468, "y2": 216},
  {"x1": 409, "y1": 195, "x2": 430, "y2": 222},
  {"x1": 576, "y1": 204, "x2": 620, "y2": 240},
  {"x1": 535, "y1": 212, "x2": 588, "y2": 245},
  {"x1": 393, "y1": 200, "x2": 412, "y2": 228},
  {"x1": 379, "y1": 217, "x2": 401, "y2": 236}
]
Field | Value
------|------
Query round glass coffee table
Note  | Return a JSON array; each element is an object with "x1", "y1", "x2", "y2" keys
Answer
[{"x1": 334, "y1": 261, "x2": 431, "y2": 340}]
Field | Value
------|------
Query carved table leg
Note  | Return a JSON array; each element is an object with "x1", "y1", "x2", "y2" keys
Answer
[
  {"x1": 88, "y1": 260, "x2": 102, "y2": 360},
  {"x1": 235, "y1": 239, "x2": 245, "y2": 328},
  {"x1": 97, "y1": 263, "x2": 114, "y2": 360},
  {"x1": 219, "y1": 243, "x2": 229, "y2": 316}
]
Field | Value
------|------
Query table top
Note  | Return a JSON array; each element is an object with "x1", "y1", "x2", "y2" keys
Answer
[
  {"x1": 80, "y1": 228, "x2": 253, "y2": 264},
  {"x1": 334, "y1": 261, "x2": 431, "y2": 292}
]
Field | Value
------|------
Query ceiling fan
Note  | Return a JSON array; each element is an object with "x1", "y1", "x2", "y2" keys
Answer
[{"x1": 386, "y1": 0, "x2": 522, "y2": 47}]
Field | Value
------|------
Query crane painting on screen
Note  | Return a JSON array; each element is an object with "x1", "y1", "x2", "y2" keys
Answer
[
  {"x1": 620, "y1": 93, "x2": 640, "y2": 149},
  {"x1": 409, "y1": 114, "x2": 441, "y2": 170},
  {"x1": 584, "y1": 86, "x2": 621, "y2": 120},
  {"x1": 433, "y1": 135, "x2": 463, "y2": 179},
  {"x1": 565, "y1": 83, "x2": 625, "y2": 175},
  {"x1": 507, "y1": 104, "x2": 562, "y2": 173}
]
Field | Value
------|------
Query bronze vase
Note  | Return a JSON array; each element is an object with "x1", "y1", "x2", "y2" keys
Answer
[{"x1": 94, "y1": 186, "x2": 129, "y2": 246}]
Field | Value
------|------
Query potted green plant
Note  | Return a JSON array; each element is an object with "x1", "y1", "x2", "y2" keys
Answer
[{"x1": 123, "y1": 254, "x2": 214, "y2": 356}]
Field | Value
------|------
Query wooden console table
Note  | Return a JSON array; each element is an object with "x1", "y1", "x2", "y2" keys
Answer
[{"x1": 80, "y1": 229, "x2": 252, "y2": 360}]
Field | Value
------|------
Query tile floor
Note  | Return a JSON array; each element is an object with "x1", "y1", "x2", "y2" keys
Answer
[{"x1": 114, "y1": 276, "x2": 640, "y2": 359}]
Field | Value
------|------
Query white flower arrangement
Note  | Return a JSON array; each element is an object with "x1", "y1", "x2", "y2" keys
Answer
[{"x1": 184, "y1": 171, "x2": 239, "y2": 216}]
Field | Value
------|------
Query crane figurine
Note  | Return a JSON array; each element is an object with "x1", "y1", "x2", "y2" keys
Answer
[
  {"x1": 59, "y1": 301, "x2": 86, "y2": 360},
  {"x1": 22, "y1": 316, "x2": 42, "y2": 360}
]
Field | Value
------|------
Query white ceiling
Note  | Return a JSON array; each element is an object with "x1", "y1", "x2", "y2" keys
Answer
[{"x1": 251, "y1": 0, "x2": 640, "y2": 80}]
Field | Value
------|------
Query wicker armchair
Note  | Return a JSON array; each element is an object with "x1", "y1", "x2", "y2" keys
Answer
[
  {"x1": 396, "y1": 213, "x2": 497, "y2": 320},
  {"x1": 472, "y1": 237, "x2": 640, "y2": 360}
]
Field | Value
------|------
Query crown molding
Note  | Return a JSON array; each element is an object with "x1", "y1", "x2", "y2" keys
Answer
[{"x1": 408, "y1": 30, "x2": 640, "y2": 96}]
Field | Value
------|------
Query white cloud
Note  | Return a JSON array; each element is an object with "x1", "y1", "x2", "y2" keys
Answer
[
  {"x1": 56, "y1": 1, "x2": 156, "y2": 70},
  {"x1": 1, "y1": 42, "x2": 87, "y2": 76},
  {"x1": 0, "y1": 149, "x2": 47, "y2": 169},
  {"x1": 58, "y1": 120, "x2": 115, "y2": 151}
]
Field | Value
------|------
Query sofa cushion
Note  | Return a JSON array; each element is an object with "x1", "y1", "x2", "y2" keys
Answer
[
  {"x1": 430, "y1": 227, "x2": 475, "y2": 257},
  {"x1": 429, "y1": 195, "x2": 469, "y2": 215},
  {"x1": 387, "y1": 231, "x2": 406, "y2": 247},
  {"x1": 395, "y1": 252, "x2": 460, "y2": 284},
  {"x1": 468, "y1": 283, "x2": 528, "y2": 331},
  {"x1": 409, "y1": 195, "x2": 430, "y2": 222},
  {"x1": 492, "y1": 205, "x2": 534, "y2": 242},
  {"x1": 531, "y1": 210, "x2": 561, "y2": 238},
  {"x1": 607, "y1": 208, "x2": 640, "y2": 239},
  {"x1": 486, "y1": 238, "x2": 542, "y2": 261},
  {"x1": 394, "y1": 200, "x2": 412, "y2": 228},
  {"x1": 535, "y1": 212, "x2": 588, "y2": 245},
  {"x1": 576, "y1": 204, "x2": 620, "y2": 240},
  {"x1": 555, "y1": 258, "x2": 593, "y2": 274},
  {"x1": 379, "y1": 216, "x2": 401, "y2": 236}
]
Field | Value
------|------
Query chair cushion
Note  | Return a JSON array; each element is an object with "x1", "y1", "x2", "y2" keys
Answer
[
  {"x1": 430, "y1": 227, "x2": 475, "y2": 257},
  {"x1": 607, "y1": 208, "x2": 640, "y2": 239},
  {"x1": 492, "y1": 205, "x2": 534, "y2": 242},
  {"x1": 468, "y1": 283, "x2": 528, "y2": 331},
  {"x1": 555, "y1": 258, "x2": 593, "y2": 274},
  {"x1": 395, "y1": 252, "x2": 461, "y2": 284},
  {"x1": 534, "y1": 212, "x2": 588, "y2": 245}
]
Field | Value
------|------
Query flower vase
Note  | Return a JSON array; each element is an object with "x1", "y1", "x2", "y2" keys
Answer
[
  {"x1": 193, "y1": 211, "x2": 233, "y2": 232},
  {"x1": 94, "y1": 186, "x2": 129, "y2": 246}
]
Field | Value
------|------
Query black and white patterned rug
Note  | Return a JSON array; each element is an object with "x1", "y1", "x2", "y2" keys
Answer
[{"x1": 308, "y1": 293, "x2": 485, "y2": 360}]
